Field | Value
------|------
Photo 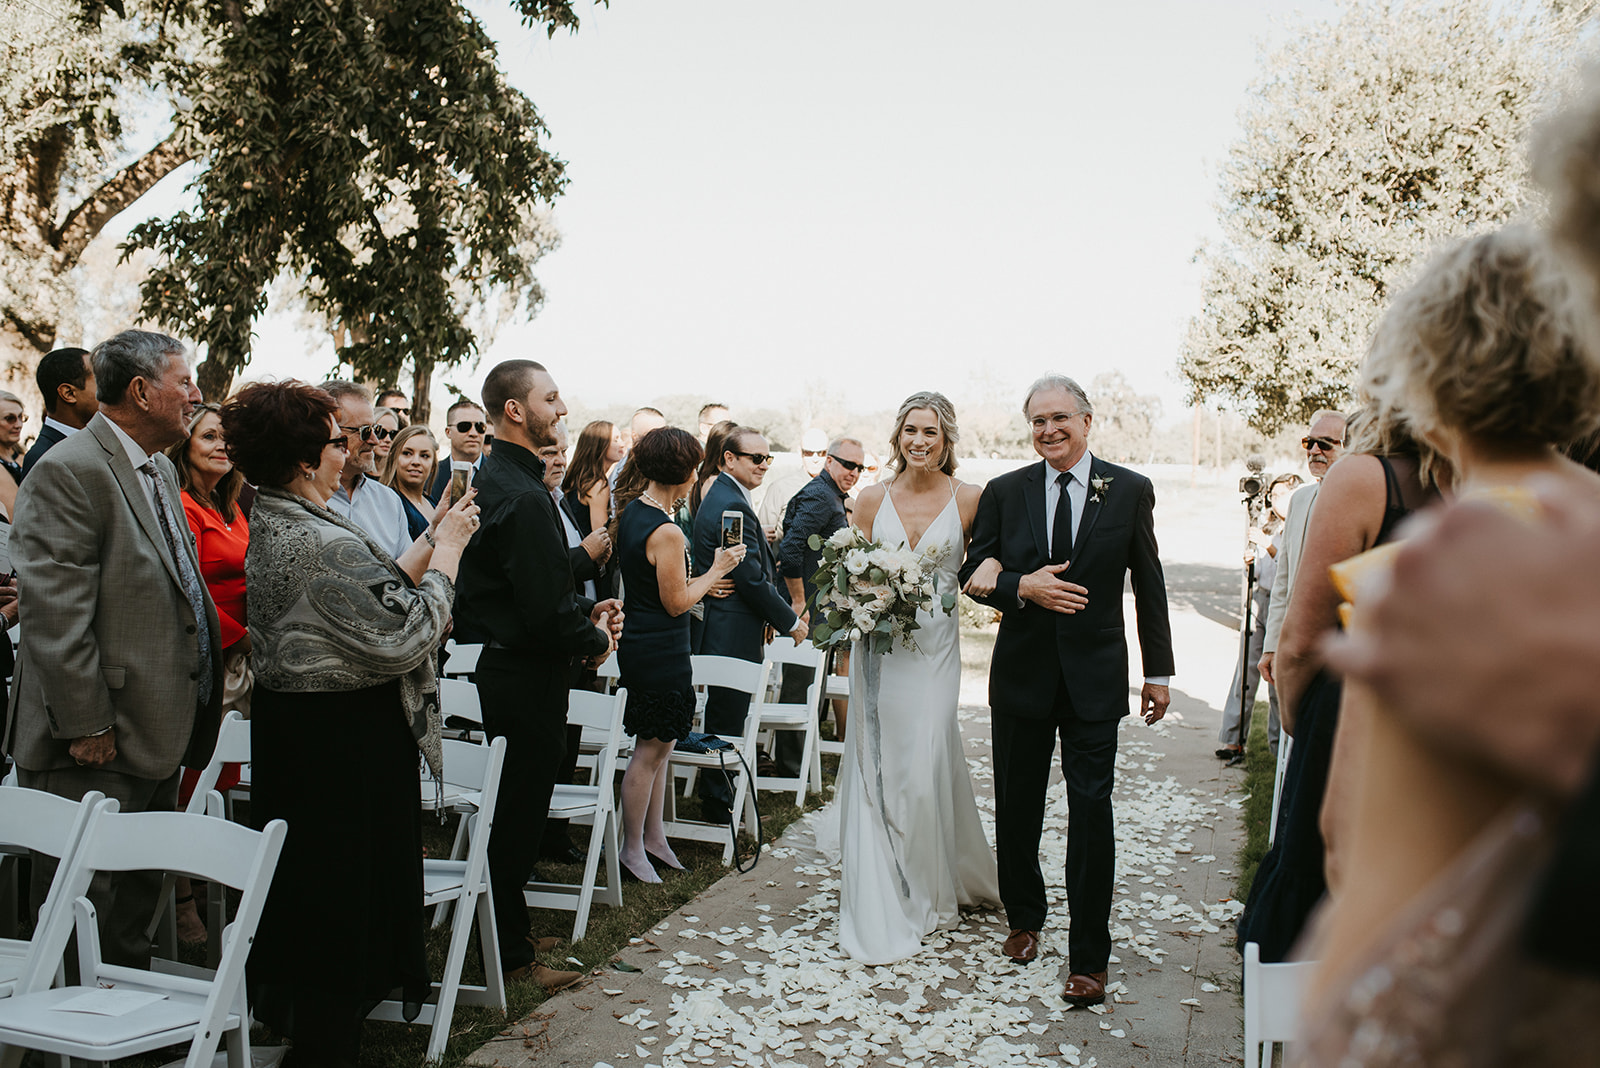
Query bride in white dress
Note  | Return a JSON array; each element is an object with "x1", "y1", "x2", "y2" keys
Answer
[{"x1": 834, "y1": 391, "x2": 1001, "y2": 964}]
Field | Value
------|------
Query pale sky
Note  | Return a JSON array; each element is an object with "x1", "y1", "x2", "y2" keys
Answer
[{"x1": 123, "y1": 0, "x2": 1339, "y2": 421}]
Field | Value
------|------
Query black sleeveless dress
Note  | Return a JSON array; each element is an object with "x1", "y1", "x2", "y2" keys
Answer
[
  {"x1": 616, "y1": 499, "x2": 696, "y2": 741},
  {"x1": 1238, "y1": 454, "x2": 1437, "y2": 962}
]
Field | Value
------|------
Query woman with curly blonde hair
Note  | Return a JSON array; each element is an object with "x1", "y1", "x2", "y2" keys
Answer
[{"x1": 1301, "y1": 225, "x2": 1600, "y2": 1065}]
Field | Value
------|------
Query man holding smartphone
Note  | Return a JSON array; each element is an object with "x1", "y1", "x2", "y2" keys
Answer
[{"x1": 692, "y1": 426, "x2": 807, "y2": 826}]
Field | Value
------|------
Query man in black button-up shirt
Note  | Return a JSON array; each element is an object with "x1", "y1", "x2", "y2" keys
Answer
[
  {"x1": 454, "y1": 359, "x2": 620, "y2": 987},
  {"x1": 772, "y1": 438, "x2": 865, "y2": 773}
]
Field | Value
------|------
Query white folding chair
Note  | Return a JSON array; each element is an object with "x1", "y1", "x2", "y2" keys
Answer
[
  {"x1": 661, "y1": 656, "x2": 771, "y2": 864},
  {"x1": 593, "y1": 653, "x2": 622, "y2": 694},
  {"x1": 523, "y1": 689, "x2": 626, "y2": 940},
  {"x1": 369, "y1": 737, "x2": 506, "y2": 1064},
  {"x1": 0, "y1": 788, "x2": 109, "y2": 999},
  {"x1": 149, "y1": 711, "x2": 255, "y2": 965},
  {"x1": 439, "y1": 676, "x2": 485, "y2": 742},
  {"x1": 0, "y1": 806, "x2": 287, "y2": 1068},
  {"x1": 818, "y1": 670, "x2": 850, "y2": 757},
  {"x1": 756, "y1": 638, "x2": 826, "y2": 804},
  {"x1": 1242, "y1": 941, "x2": 1317, "y2": 1068},
  {"x1": 1268, "y1": 734, "x2": 1294, "y2": 847},
  {"x1": 440, "y1": 640, "x2": 483, "y2": 679}
]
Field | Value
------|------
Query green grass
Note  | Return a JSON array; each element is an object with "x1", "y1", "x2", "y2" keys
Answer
[{"x1": 1233, "y1": 701, "x2": 1275, "y2": 903}]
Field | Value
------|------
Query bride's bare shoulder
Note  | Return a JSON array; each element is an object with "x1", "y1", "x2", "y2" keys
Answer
[
  {"x1": 854, "y1": 482, "x2": 887, "y2": 537},
  {"x1": 955, "y1": 480, "x2": 982, "y2": 529}
]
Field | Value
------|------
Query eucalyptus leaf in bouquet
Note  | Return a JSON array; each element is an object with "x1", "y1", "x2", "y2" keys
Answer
[{"x1": 807, "y1": 526, "x2": 954, "y2": 653}]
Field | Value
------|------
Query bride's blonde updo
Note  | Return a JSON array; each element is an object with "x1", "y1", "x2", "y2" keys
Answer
[
  {"x1": 1361, "y1": 225, "x2": 1600, "y2": 453},
  {"x1": 887, "y1": 391, "x2": 960, "y2": 476}
]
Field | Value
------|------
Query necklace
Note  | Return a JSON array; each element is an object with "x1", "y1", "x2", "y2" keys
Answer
[{"x1": 640, "y1": 491, "x2": 671, "y2": 513}]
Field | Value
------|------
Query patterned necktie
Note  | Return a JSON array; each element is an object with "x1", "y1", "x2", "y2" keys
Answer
[
  {"x1": 1051, "y1": 471, "x2": 1074, "y2": 565},
  {"x1": 140, "y1": 461, "x2": 213, "y2": 700}
]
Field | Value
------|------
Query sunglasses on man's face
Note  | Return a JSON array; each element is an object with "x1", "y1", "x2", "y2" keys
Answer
[
  {"x1": 339, "y1": 424, "x2": 375, "y2": 442},
  {"x1": 455, "y1": 421, "x2": 487, "y2": 435},
  {"x1": 730, "y1": 450, "x2": 772, "y2": 465},
  {"x1": 801, "y1": 449, "x2": 826, "y2": 457},
  {"x1": 1301, "y1": 436, "x2": 1342, "y2": 453},
  {"x1": 829, "y1": 455, "x2": 864, "y2": 472}
]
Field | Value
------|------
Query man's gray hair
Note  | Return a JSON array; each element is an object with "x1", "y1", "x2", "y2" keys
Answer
[
  {"x1": 318, "y1": 380, "x2": 371, "y2": 405},
  {"x1": 828, "y1": 436, "x2": 862, "y2": 454},
  {"x1": 1022, "y1": 373, "x2": 1094, "y2": 417},
  {"x1": 94, "y1": 330, "x2": 185, "y2": 405},
  {"x1": 1309, "y1": 409, "x2": 1348, "y2": 432}
]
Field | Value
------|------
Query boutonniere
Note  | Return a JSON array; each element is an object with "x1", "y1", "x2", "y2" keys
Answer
[{"x1": 1089, "y1": 474, "x2": 1113, "y2": 503}]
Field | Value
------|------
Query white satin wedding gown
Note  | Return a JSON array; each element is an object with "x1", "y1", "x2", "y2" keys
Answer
[{"x1": 835, "y1": 479, "x2": 1001, "y2": 964}]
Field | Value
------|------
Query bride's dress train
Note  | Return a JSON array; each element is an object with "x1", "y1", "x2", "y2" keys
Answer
[{"x1": 826, "y1": 482, "x2": 1000, "y2": 964}]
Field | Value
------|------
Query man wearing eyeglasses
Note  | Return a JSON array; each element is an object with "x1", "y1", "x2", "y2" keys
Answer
[
  {"x1": 772, "y1": 437, "x2": 865, "y2": 774},
  {"x1": 428, "y1": 400, "x2": 489, "y2": 504},
  {"x1": 320, "y1": 380, "x2": 414, "y2": 559},
  {"x1": 692, "y1": 426, "x2": 808, "y2": 825},
  {"x1": 1259, "y1": 410, "x2": 1348, "y2": 716},
  {"x1": 376, "y1": 388, "x2": 410, "y2": 426}
]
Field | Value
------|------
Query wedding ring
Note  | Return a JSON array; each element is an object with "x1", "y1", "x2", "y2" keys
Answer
[{"x1": 75, "y1": 758, "x2": 86, "y2": 766}]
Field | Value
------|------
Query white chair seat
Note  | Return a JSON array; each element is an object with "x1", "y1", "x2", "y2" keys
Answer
[
  {"x1": 0, "y1": 982, "x2": 233, "y2": 1051},
  {"x1": 421, "y1": 861, "x2": 469, "y2": 904},
  {"x1": 548, "y1": 784, "x2": 600, "y2": 818}
]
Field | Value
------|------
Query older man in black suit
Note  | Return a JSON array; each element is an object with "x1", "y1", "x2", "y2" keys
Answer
[
  {"x1": 960, "y1": 373, "x2": 1174, "y2": 1007},
  {"x1": 692, "y1": 426, "x2": 808, "y2": 824}
]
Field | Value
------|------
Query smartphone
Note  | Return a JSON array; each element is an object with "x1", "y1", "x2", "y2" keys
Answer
[
  {"x1": 448, "y1": 460, "x2": 474, "y2": 505},
  {"x1": 721, "y1": 510, "x2": 744, "y2": 549}
]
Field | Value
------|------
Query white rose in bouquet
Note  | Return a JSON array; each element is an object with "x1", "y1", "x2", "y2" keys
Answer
[
  {"x1": 851, "y1": 608, "x2": 876, "y2": 632},
  {"x1": 844, "y1": 548, "x2": 870, "y2": 575},
  {"x1": 827, "y1": 526, "x2": 856, "y2": 549}
]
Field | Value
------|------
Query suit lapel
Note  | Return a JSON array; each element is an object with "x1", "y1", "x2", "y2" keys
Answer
[
  {"x1": 90, "y1": 417, "x2": 184, "y2": 590},
  {"x1": 1024, "y1": 462, "x2": 1048, "y2": 561},
  {"x1": 1069, "y1": 456, "x2": 1108, "y2": 563}
]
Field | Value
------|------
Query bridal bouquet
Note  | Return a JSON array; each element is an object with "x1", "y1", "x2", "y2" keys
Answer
[{"x1": 806, "y1": 526, "x2": 957, "y2": 653}]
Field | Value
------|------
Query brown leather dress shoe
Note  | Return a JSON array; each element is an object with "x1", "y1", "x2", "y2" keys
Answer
[
  {"x1": 533, "y1": 964, "x2": 582, "y2": 991},
  {"x1": 1001, "y1": 929, "x2": 1040, "y2": 962},
  {"x1": 1062, "y1": 971, "x2": 1108, "y2": 1006}
]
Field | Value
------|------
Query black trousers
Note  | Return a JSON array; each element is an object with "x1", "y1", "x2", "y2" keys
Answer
[
  {"x1": 992, "y1": 684, "x2": 1120, "y2": 974},
  {"x1": 475, "y1": 648, "x2": 569, "y2": 972}
]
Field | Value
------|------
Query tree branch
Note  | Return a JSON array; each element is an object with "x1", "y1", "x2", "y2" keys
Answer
[{"x1": 52, "y1": 134, "x2": 193, "y2": 263}]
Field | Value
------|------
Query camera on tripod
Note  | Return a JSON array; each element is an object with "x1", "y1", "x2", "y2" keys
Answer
[{"x1": 1238, "y1": 455, "x2": 1272, "y2": 527}]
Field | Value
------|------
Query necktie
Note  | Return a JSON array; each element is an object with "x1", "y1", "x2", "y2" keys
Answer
[
  {"x1": 141, "y1": 461, "x2": 213, "y2": 700},
  {"x1": 1051, "y1": 471, "x2": 1073, "y2": 565}
]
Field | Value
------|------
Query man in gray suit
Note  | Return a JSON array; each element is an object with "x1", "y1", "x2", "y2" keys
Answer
[{"x1": 4, "y1": 329, "x2": 222, "y2": 968}]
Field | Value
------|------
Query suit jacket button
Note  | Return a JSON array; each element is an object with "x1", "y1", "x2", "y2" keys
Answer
[
  {"x1": 185, "y1": 624, "x2": 197, "y2": 635},
  {"x1": 189, "y1": 671, "x2": 199, "y2": 681}
]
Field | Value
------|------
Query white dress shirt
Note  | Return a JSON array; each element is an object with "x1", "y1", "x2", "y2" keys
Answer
[
  {"x1": 104, "y1": 417, "x2": 161, "y2": 516},
  {"x1": 1039, "y1": 453, "x2": 1169, "y2": 688},
  {"x1": 1043, "y1": 451, "x2": 1095, "y2": 555},
  {"x1": 329, "y1": 475, "x2": 413, "y2": 559},
  {"x1": 43, "y1": 416, "x2": 80, "y2": 440},
  {"x1": 554, "y1": 489, "x2": 598, "y2": 602}
]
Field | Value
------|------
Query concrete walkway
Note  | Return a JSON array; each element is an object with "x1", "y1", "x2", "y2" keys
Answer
[{"x1": 468, "y1": 591, "x2": 1249, "y2": 1068}]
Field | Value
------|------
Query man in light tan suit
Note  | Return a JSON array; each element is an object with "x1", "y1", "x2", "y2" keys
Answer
[{"x1": 4, "y1": 329, "x2": 222, "y2": 968}]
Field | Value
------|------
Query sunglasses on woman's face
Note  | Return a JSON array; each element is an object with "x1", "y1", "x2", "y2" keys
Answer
[
  {"x1": 372, "y1": 425, "x2": 396, "y2": 441},
  {"x1": 455, "y1": 421, "x2": 487, "y2": 435}
]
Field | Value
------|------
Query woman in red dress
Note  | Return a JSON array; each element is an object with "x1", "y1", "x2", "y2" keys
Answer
[{"x1": 164, "y1": 402, "x2": 251, "y2": 943}]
